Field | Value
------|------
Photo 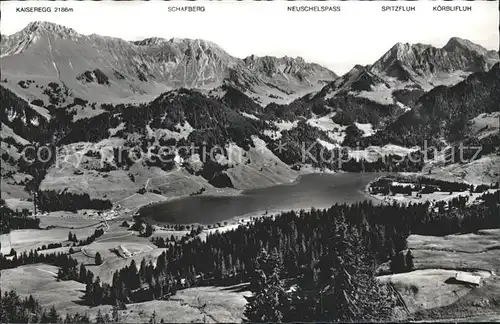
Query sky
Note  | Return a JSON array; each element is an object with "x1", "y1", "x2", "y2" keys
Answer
[{"x1": 1, "y1": 1, "x2": 498, "y2": 74}]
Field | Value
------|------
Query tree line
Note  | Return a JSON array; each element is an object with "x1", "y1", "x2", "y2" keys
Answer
[
  {"x1": 1, "y1": 248, "x2": 79, "y2": 273},
  {"x1": 0, "y1": 289, "x2": 165, "y2": 323},
  {"x1": 0, "y1": 199, "x2": 40, "y2": 234},
  {"x1": 369, "y1": 176, "x2": 497, "y2": 196},
  {"x1": 340, "y1": 151, "x2": 425, "y2": 173},
  {"x1": 38, "y1": 190, "x2": 112, "y2": 212},
  {"x1": 0, "y1": 228, "x2": 104, "y2": 271},
  {"x1": 1, "y1": 290, "x2": 88, "y2": 324}
]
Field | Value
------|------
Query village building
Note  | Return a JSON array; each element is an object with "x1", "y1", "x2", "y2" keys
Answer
[{"x1": 454, "y1": 272, "x2": 481, "y2": 286}]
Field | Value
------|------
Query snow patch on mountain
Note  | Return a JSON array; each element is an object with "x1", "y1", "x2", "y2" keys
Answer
[
  {"x1": 240, "y1": 112, "x2": 260, "y2": 121},
  {"x1": 275, "y1": 120, "x2": 298, "y2": 131},
  {"x1": 354, "y1": 84, "x2": 395, "y2": 105},
  {"x1": 469, "y1": 112, "x2": 500, "y2": 140},
  {"x1": 28, "y1": 103, "x2": 51, "y2": 120},
  {"x1": 349, "y1": 144, "x2": 420, "y2": 162},
  {"x1": 306, "y1": 113, "x2": 337, "y2": 132},
  {"x1": 263, "y1": 129, "x2": 282, "y2": 140},
  {"x1": 146, "y1": 121, "x2": 194, "y2": 142},
  {"x1": 1, "y1": 123, "x2": 30, "y2": 146},
  {"x1": 316, "y1": 138, "x2": 339, "y2": 151},
  {"x1": 396, "y1": 101, "x2": 411, "y2": 112},
  {"x1": 306, "y1": 113, "x2": 347, "y2": 144},
  {"x1": 208, "y1": 87, "x2": 227, "y2": 99},
  {"x1": 354, "y1": 123, "x2": 375, "y2": 137},
  {"x1": 262, "y1": 120, "x2": 299, "y2": 140},
  {"x1": 72, "y1": 105, "x2": 107, "y2": 121},
  {"x1": 109, "y1": 122, "x2": 126, "y2": 137}
]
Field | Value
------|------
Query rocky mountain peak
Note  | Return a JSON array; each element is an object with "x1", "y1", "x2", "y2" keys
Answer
[
  {"x1": 369, "y1": 38, "x2": 498, "y2": 84},
  {"x1": 133, "y1": 37, "x2": 168, "y2": 47},
  {"x1": 443, "y1": 37, "x2": 489, "y2": 55},
  {"x1": 344, "y1": 64, "x2": 365, "y2": 76},
  {"x1": 23, "y1": 21, "x2": 80, "y2": 39},
  {"x1": 0, "y1": 21, "x2": 77, "y2": 57},
  {"x1": 167, "y1": 38, "x2": 223, "y2": 51},
  {"x1": 243, "y1": 54, "x2": 337, "y2": 79}
]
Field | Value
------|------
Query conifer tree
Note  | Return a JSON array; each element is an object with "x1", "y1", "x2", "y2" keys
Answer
[
  {"x1": 149, "y1": 311, "x2": 158, "y2": 324},
  {"x1": 47, "y1": 305, "x2": 60, "y2": 323},
  {"x1": 244, "y1": 249, "x2": 287, "y2": 323},
  {"x1": 112, "y1": 304, "x2": 120, "y2": 323},
  {"x1": 315, "y1": 227, "x2": 398, "y2": 322},
  {"x1": 95, "y1": 252, "x2": 103, "y2": 265},
  {"x1": 405, "y1": 250, "x2": 414, "y2": 271},
  {"x1": 390, "y1": 252, "x2": 406, "y2": 274},
  {"x1": 95, "y1": 309, "x2": 105, "y2": 323}
]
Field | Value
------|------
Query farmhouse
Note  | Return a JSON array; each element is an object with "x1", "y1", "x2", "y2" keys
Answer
[
  {"x1": 114, "y1": 244, "x2": 133, "y2": 258},
  {"x1": 455, "y1": 272, "x2": 481, "y2": 286}
]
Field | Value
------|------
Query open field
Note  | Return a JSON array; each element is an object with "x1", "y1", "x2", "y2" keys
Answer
[
  {"x1": 82, "y1": 241, "x2": 154, "y2": 259},
  {"x1": 65, "y1": 225, "x2": 165, "y2": 283},
  {"x1": 0, "y1": 224, "x2": 104, "y2": 254},
  {"x1": 410, "y1": 250, "x2": 500, "y2": 275},
  {"x1": 408, "y1": 229, "x2": 500, "y2": 272},
  {"x1": 408, "y1": 229, "x2": 500, "y2": 254},
  {"x1": 37, "y1": 210, "x2": 106, "y2": 228},
  {"x1": 378, "y1": 229, "x2": 500, "y2": 321},
  {"x1": 1, "y1": 263, "x2": 250, "y2": 323},
  {"x1": 411, "y1": 275, "x2": 500, "y2": 322},
  {"x1": 370, "y1": 187, "x2": 498, "y2": 207},
  {"x1": 1, "y1": 182, "x2": 32, "y2": 207},
  {"x1": 115, "y1": 192, "x2": 169, "y2": 211},
  {"x1": 1, "y1": 213, "x2": 252, "y2": 321},
  {"x1": 117, "y1": 284, "x2": 251, "y2": 323},
  {"x1": 379, "y1": 269, "x2": 492, "y2": 313},
  {"x1": 3, "y1": 198, "x2": 33, "y2": 212},
  {"x1": 83, "y1": 247, "x2": 167, "y2": 283},
  {"x1": 169, "y1": 285, "x2": 251, "y2": 323},
  {"x1": 0, "y1": 264, "x2": 112, "y2": 316},
  {"x1": 151, "y1": 228, "x2": 191, "y2": 240}
]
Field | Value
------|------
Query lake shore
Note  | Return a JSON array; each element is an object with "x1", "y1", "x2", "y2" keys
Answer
[{"x1": 140, "y1": 172, "x2": 385, "y2": 225}]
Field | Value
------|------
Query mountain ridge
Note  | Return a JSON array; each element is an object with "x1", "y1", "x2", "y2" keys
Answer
[
  {"x1": 1, "y1": 21, "x2": 337, "y2": 106},
  {"x1": 369, "y1": 38, "x2": 499, "y2": 87}
]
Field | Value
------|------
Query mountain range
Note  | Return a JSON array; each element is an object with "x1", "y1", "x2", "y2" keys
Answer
[
  {"x1": 1, "y1": 21, "x2": 499, "y2": 212},
  {"x1": 0, "y1": 21, "x2": 337, "y2": 107}
]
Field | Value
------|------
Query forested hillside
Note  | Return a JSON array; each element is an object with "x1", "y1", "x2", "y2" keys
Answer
[
  {"x1": 62, "y1": 195, "x2": 498, "y2": 317},
  {"x1": 359, "y1": 63, "x2": 500, "y2": 148}
]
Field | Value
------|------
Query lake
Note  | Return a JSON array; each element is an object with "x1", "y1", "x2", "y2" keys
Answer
[{"x1": 139, "y1": 172, "x2": 385, "y2": 225}]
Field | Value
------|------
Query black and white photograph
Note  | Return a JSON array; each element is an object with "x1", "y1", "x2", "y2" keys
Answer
[{"x1": 1, "y1": 0, "x2": 499, "y2": 323}]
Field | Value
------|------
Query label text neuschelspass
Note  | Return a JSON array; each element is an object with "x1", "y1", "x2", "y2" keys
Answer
[{"x1": 287, "y1": 6, "x2": 341, "y2": 12}]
